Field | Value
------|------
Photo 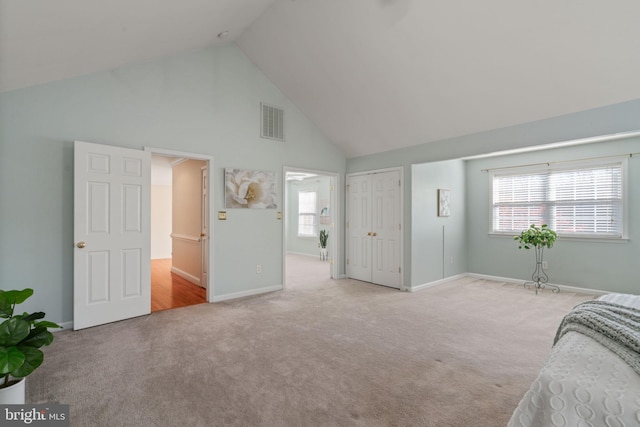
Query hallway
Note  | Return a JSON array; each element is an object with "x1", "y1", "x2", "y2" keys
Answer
[{"x1": 151, "y1": 258, "x2": 206, "y2": 312}]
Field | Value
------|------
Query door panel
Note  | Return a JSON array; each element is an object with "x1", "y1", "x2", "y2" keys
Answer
[
  {"x1": 347, "y1": 174, "x2": 371, "y2": 282},
  {"x1": 74, "y1": 141, "x2": 151, "y2": 330},
  {"x1": 371, "y1": 171, "x2": 401, "y2": 287},
  {"x1": 346, "y1": 170, "x2": 402, "y2": 288}
]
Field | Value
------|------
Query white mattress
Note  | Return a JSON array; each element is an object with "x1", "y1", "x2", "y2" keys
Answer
[{"x1": 508, "y1": 293, "x2": 640, "y2": 427}]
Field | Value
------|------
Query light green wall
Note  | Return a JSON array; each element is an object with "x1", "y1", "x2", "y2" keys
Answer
[
  {"x1": 286, "y1": 176, "x2": 331, "y2": 257},
  {"x1": 411, "y1": 160, "x2": 467, "y2": 287},
  {"x1": 0, "y1": 45, "x2": 346, "y2": 325},
  {"x1": 348, "y1": 99, "x2": 640, "y2": 291},
  {"x1": 466, "y1": 137, "x2": 640, "y2": 293}
]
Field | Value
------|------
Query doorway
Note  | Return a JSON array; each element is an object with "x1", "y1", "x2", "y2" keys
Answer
[
  {"x1": 283, "y1": 167, "x2": 339, "y2": 287},
  {"x1": 149, "y1": 149, "x2": 213, "y2": 311},
  {"x1": 346, "y1": 168, "x2": 403, "y2": 289}
]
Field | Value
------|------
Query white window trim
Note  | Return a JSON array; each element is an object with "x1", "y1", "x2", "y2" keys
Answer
[
  {"x1": 488, "y1": 157, "x2": 628, "y2": 240},
  {"x1": 297, "y1": 190, "x2": 318, "y2": 238}
]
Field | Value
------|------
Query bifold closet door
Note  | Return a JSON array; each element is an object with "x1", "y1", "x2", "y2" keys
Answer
[{"x1": 347, "y1": 170, "x2": 401, "y2": 288}]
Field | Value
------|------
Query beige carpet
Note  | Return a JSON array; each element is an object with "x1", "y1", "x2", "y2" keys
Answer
[{"x1": 28, "y1": 254, "x2": 594, "y2": 426}]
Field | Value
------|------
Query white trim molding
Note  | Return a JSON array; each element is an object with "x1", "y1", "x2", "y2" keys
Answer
[
  {"x1": 466, "y1": 273, "x2": 610, "y2": 296},
  {"x1": 171, "y1": 266, "x2": 201, "y2": 287},
  {"x1": 408, "y1": 274, "x2": 468, "y2": 292},
  {"x1": 409, "y1": 272, "x2": 610, "y2": 296},
  {"x1": 171, "y1": 233, "x2": 201, "y2": 243},
  {"x1": 210, "y1": 285, "x2": 283, "y2": 303}
]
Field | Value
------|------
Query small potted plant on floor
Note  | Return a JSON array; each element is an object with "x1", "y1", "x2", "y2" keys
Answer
[
  {"x1": 0, "y1": 288, "x2": 61, "y2": 404},
  {"x1": 514, "y1": 224, "x2": 558, "y2": 294},
  {"x1": 319, "y1": 229, "x2": 329, "y2": 261}
]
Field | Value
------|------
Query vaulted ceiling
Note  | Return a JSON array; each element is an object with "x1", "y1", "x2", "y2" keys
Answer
[{"x1": 2, "y1": 0, "x2": 640, "y2": 157}]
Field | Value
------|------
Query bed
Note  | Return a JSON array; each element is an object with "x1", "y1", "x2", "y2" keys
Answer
[{"x1": 508, "y1": 293, "x2": 640, "y2": 427}]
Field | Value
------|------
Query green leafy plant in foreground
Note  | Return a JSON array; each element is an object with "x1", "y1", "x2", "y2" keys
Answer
[
  {"x1": 0, "y1": 288, "x2": 61, "y2": 388},
  {"x1": 514, "y1": 224, "x2": 557, "y2": 249}
]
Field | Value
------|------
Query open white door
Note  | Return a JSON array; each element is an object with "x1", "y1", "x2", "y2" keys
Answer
[{"x1": 74, "y1": 141, "x2": 151, "y2": 330}]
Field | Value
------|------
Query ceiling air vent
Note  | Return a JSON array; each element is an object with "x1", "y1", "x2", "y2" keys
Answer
[{"x1": 261, "y1": 103, "x2": 285, "y2": 142}]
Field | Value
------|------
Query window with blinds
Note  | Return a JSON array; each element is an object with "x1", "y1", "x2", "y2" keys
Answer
[
  {"x1": 491, "y1": 160, "x2": 625, "y2": 238},
  {"x1": 298, "y1": 191, "x2": 317, "y2": 237}
]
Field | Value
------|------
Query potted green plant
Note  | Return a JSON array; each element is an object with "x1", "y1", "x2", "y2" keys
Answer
[
  {"x1": 319, "y1": 229, "x2": 329, "y2": 261},
  {"x1": 0, "y1": 288, "x2": 61, "y2": 404},
  {"x1": 514, "y1": 224, "x2": 559, "y2": 293}
]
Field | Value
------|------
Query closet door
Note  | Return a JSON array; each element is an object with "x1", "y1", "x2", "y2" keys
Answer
[
  {"x1": 346, "y1": 174, "x2": 372, "y2": 282},
  {"x1": 370, "y1": 171, "x2": 401, "y2": 287},
  {"x1": 347, "y1": 170, "x2": 402, "y2": 288}
]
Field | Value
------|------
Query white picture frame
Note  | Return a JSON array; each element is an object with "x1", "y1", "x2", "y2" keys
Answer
[{"x1": 438, "y1": 189, "x2": 450, "y2": 217}]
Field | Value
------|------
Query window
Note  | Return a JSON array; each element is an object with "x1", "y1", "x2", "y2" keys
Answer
[
  {"x1": 491, "y1": 160, "x2": 625, "y2": 238},
  {"x1": 298, "y1": 191, "x2": 317, "y2": 237}
]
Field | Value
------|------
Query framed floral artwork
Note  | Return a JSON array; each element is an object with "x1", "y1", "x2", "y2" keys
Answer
[
  {"x1": 225, "y1": 168, "x2": 278, "y2": 209},
  {"x1": 438, "y1": 189, "x2": 450, "y2": 217}
]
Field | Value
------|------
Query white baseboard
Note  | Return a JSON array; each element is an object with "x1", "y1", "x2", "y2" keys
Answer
[
  {"x1": 286, "y1": 251, "x2": 320, "y2": 258},
  {"x1": 466, "y1": 272, "x2": 610, "y2": 296},
  {"x1": 408, "y1": 274, "x2": 468, "y2": 292},
  {"x1": 171, "y1": 266, "x2": 201, "y2": 287},
  {"x1": 54, "y1": 321, "x2": 73, "y2": 331},
  {"x1": 408, "y1": 272, "x2": 610, "y2": 296},
  {"x1": 210, "y1": 284, "x2": 283, "y2": 303}
]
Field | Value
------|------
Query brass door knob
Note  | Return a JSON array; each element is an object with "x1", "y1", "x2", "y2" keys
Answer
[{"x1": 76, "y1": 241, "x2": 86, "y2": 249}]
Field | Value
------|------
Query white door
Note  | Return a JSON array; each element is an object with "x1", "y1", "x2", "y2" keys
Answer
[
  {"x1": 74, "y1": 141, "x2": 151, "y2": 330},
  {"x1": 370, "y1": 171, "x2": 401, "y2": 286},
  {"x1": 346, "y1": 170, "x2": 402, "y2": 288},
  {"x1": 347, "y1": 174, "x2": 372, "y2": 282}
]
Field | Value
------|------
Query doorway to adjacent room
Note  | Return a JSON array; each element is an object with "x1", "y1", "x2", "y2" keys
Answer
[{"x1": 150, "y1": 153, "x2": 210, "y2": 311}]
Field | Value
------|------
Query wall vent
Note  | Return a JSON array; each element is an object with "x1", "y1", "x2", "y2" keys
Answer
[{"x1": 261, "y1": 103, "x2": 285, "y2": 142}]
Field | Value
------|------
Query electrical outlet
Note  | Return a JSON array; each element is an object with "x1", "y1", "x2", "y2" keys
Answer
[
  {"x1": 542, "y1": 261, "x2": 548, "y2": 269},
  {"x1": 256, "y1": 264, "x2": 262, "y2": 274}
]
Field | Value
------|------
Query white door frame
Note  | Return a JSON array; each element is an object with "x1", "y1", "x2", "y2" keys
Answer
[
  {"x1": 346, "y1": 166, "x2": 404, "y2": 289},
  {"x1": 145, "y1": 147, "x2": 215, "y2": 302},
  {"x1": 200, "y1": 165, "x2": 208, "y2": 289},
  {"x1": 283, "y1": 167, "x2": 341, "y2": 285}
]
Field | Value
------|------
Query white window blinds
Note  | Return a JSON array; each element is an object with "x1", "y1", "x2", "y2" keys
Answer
[
  {"x1": 492, "y1": 161, "x2": 624, "y2": 238},
  {"x1": 298, "y1": 191, "x2": 317, "y2": 237}
]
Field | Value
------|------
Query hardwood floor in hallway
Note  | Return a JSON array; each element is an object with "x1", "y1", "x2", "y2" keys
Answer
[{"x1": 151, "y1": 258, "x2": 206, "y2": 312}]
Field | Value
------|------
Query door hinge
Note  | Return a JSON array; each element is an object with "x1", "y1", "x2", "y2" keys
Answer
[
  {"x1": 398, "y1": 267, "x2": 401, "y2": 273},
  {"x1": 398, "y1": 180, "x2": 401, "y2": 187},
  {"x1": 346, "y1": 184, "x2": 350, "y2": 191},
  {"x1": 347, "y1": 258, "x2": 350, "y2": 265},
  {"x1": 399, "y1": 223, "x2": 401, "y2": 230},
  {"x1": 330, "y1": 184, "x2": 335, "y2": 191}
]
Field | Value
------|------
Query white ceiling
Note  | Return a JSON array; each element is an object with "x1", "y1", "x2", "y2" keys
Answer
[
  {"x1": 0, "y1": 0, "x2": 274, "y2": 92},
  {"x1": 3, "y1": 0, "x2": 640, "y2": 158}
]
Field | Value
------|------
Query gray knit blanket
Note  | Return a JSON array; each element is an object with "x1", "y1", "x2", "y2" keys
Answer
[{"x1": 554, "y1": 300, "x2": 640, "y2": 376}]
